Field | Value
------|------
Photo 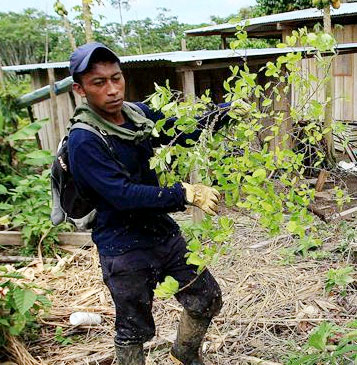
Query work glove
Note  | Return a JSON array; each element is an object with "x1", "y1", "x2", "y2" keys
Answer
[
  {"x1": 182, "y1": 182, "x2": 220, "y2": 215},
  {"x1": 231, "y1": 98, "x2": 251, "y2": 115}
]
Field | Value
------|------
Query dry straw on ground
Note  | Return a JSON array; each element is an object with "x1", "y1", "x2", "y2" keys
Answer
[{"x1": 4, "y1": 209, "x2": 357, "y2": 365}]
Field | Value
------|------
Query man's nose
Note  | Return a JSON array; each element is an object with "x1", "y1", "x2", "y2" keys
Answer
[{"x1": 107, "y1": 80, "x2": 118, "y2": 95}]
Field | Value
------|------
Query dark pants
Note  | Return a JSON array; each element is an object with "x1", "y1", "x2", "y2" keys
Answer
[{"x1": 99, "y1": 235, "x2": 222, "y2": 345}]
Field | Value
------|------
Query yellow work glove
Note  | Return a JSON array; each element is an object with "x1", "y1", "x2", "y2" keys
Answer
[{"x1": 181, "y1": 182, "x2": 220, "y2": 216}]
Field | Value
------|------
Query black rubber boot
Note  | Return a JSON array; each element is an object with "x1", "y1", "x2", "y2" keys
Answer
[
  {"x1": 170, "y1": 309, "x2": 211, "y2": 365},
  {"x1": 115, "y1": 342, "x2": 145, "y2": 365}
]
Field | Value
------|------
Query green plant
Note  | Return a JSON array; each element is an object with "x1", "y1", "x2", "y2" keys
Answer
[
  {"x1": 0, "y1": 266, "x2": 51, "y2": 347},
  {"x1": 54, "y1": 326, "x2": 74, "y2": 345},
  {"x1": 150, "y1": 26, "x2": 341, "y2": 297},
  {"x1": 325, "y1": 266, "x2": 355, "y2": 295},
  {"x1": 336, "y1": 221, "x2": 357, "y2": 253},
  {"x1": 1, "y1": 169, "x2": 71, "y2": 256},
  {"x1": 154, "y1": 216, "x2": 233, "y2": 298},
  {"x1": 286, "y1": 321, "x2": 357, "y2": 364}
]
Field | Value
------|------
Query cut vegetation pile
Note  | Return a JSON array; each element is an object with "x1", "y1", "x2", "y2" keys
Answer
[{"x1": 4, "y1": 209, "x2": 357, "y2": 365}]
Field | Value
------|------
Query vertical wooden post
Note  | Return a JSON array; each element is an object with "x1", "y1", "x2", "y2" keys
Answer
[
  {"x1": 181, "y1": 69, "x2": 204, "y2": 223},
  {"x1": 47, "y1": 68, "x2": 61, "y2": 149},
  {"x1": 181, "y1": 38, "x2": 187, "y2": 51},
  {"x1": 323, "y1": 5, "x2": 336, "y2": 166},
  {"x1": 27, "y1": 106, "x2": 42, "y2": 150},
  {"x1": 221, "y1": 36, "x2": 227, "y2": 50}
]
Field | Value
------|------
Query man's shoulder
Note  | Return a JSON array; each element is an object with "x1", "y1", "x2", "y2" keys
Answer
[{"x1": 67, "y1": 127, "x2": 108, "y2": 157}]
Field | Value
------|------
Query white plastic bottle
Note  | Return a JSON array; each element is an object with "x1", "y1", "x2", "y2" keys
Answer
[{"x1": 69, "y1": 312, "x2": 102, "y2": 326}]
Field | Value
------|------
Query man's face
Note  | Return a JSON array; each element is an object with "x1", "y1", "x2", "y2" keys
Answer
[{"x1": 73, "y1": 61, "x2": 125, "y2": 116}]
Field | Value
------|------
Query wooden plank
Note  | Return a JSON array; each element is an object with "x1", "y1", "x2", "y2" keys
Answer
[
  {"x1": 315, "y1": 169, "x2": 329, "y2": 192},
  {"x1": 48, "y1": 68, "x2": 61, "y2": 149},
  {"x1": 330, "y1": 206, "x2": 357, "y2": 222},
  {"x1": 334, "y1": 75, "x2": 343, "y2": 121},
  {"x1": 58, "y1": 232, "x2": 93, "y2": 246},
  {"x1": 0, "y1": 231, "x2": 93, "y2": 247},
  {"x1": 351, "y1": 25, "x2": 357, "y2": 122},
  {"x1": 0, "y1": 256, "x2": 57, "y2": 263}
]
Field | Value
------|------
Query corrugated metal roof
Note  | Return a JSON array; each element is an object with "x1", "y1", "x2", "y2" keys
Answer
[
  {"x1": 185, "y1": 3, "x2": 357, "y2": 36},
  {"x1": 3, "y1": 43, "x2": 357, "y2": 73}
]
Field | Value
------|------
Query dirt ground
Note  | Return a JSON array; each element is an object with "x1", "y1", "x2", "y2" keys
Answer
[{"x1": 2, "y1": 199, "x2": 356, "y2": 365}]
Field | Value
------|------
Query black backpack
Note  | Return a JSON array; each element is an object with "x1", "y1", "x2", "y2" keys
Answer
[{"x1": 51, "y1": 102, "x2": 144, "y2": 230}]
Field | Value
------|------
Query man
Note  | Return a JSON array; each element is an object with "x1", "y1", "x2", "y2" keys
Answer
[{"x1": 68, "y1": 42, "x2": 228, "y2": 365}]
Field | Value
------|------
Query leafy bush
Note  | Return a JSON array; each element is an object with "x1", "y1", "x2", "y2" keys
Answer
[
  {"x1": 0, "y1": 266, "x2": 51, "y2": 347},
  {"x1": 150, "y1": 26, "x2": 343, "y2": 296},
  {"x1": 1, "y1": 169, "x2": 72, "y2": 256},
  {"x1": 287, "y1": 321, "x2": 357, "y2": 364},
  {"x1": 0, "y1": 78, "x2": 71, "y2": 256}
]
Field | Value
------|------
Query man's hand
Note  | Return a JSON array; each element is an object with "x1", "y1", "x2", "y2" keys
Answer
[{"x1": 182, "y1": 183, "x2": 220, "y2": 215}]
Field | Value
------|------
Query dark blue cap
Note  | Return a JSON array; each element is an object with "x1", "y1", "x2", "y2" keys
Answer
[{"x1": 69, "y1": 42, "x2": 120, "y2": 77}]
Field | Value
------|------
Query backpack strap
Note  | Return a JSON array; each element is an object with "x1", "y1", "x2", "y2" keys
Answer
[
  {"x1": 70, "y1": 122, "x2": 106, "y2": 141},
  {"x1": 70, "y1": 122, "x2": 131, "y2": 180}
]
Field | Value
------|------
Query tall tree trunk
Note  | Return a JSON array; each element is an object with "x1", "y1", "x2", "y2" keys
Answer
[
  {"x1": 63, "y1": 16, "x2": 77, "y2": 51},
  {"x1": 118, "y1": 1, "x2": 127, "y2": 54},
  {"x1": 323, "y1": 5, "x2": 336, "y2": 166},
  {"x1": 82, "y1": 0, "x2": 94, "y2": 43}
]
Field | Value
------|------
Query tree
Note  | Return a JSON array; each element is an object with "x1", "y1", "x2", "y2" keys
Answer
[
  {"x1": 109, "y1": 0, "x2": 131, "y2": 54},
  {"x1": 0, "y1": 9, "x2": 68, "y2": 65},
  {"x1": 256, "y1": 0, "x2": 313, "y2": 15},
  {"x1": 82, "y1": 0, "x2": 94, "y2": 42},
  {"x1": 53, "y1": 1, "x2": 76, "y2": 51}
]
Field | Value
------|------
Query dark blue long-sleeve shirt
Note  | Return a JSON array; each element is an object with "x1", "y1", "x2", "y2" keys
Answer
[{"x1": 68, "y1": 102, "x2": 230, "y2": 255}]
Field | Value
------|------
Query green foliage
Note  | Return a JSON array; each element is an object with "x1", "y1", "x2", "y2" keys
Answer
[
  {"x1": 0, "y1": 80, "x2": 68, "y2": 256},
  {"x1": 154, "y1": 216, "x2": 233, "y2": 299},
  {"x1": 154, "y1": 276, "x2": 179, "y2": 299},
  {"x1": 148, "y1": 26, "x2": 341, "y2": 299},
  {"x1": 325, "y1": 266, "x2": 355, "y2": 295},
  {"x1": 7, "y1": 118, "x2": 49, "y2": 142},
  {"x1": 1, "y1": 170, "x2": 71, "y2": 256},
  {"x1": 0, "y1": 9, "x2": 70, "y2": 65},
  {"x1": 287, "y1": 321, "x2": 357, "y2": 364},
  {"x1": 54, "y1": 326, "x2": 74, "y2": 345},
  {"x1": 256, "y1": 0, "x2": 313, "y2": 16},
  {"x1": 0, "y1": 266, "x2": 51, "y2": 346}
]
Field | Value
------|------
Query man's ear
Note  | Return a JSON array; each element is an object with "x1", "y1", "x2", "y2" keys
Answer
[{"x1": 73, "y1": 82, "x2": 86, "y2": 97}]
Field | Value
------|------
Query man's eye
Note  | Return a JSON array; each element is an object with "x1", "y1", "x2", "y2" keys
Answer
[
  {"x1": 112, "y1": 76, "x2": 121, "y2": 82},
  {"x1": 94, "y1": 81, "x2": 105, "y2": 86}
]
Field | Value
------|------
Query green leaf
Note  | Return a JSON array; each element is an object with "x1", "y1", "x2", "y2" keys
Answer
[
  {"x1": 0, "y1": 184, "x2": 8, "y2": 194},
  {"x1": 13, "y1": 288, "x2": 37, "y2": 315},
  {"x1": 0, "y1": 318, "x2": 9, "y2": 327},
  {"x1": 24, "y1": 150, "x2": 54, "y2": 166},
  {"x1": 252, "y1": 168, "x2": 266, "y2": 180},
  {"x1": 7, "y1": 118, "x2": 49, "y2": 142},
  {"x1": 308, "y1": 322, "x2": 333, "y2": 351},
  {"x1": 262, "y1": 99, "x2": 272, "y2": 107},
  {"x1": 154, "y1": 276, "x2": 179, "y2": 299},
  {"x1": 0, "y1": 203, "x2": 12, "y2": 210},
  {"x1": 36, "y1": 295, "x2": 52, "y2": 308}
]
